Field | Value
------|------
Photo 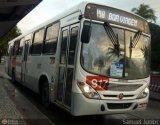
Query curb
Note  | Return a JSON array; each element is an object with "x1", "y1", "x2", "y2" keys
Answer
[{"x1": 0, "y1": 72, "x2": 11, "y2": 80}]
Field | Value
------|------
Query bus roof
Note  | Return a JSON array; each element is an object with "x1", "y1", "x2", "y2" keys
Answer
[{"x1": 9, "y1": 1, "x2": 148, "y2": 45}]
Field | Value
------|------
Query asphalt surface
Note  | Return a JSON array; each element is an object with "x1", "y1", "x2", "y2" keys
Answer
[{"x1": 0, "y1": 63, "x2": 160, "y2": 125}]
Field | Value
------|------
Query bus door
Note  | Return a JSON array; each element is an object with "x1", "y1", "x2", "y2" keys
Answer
[
  {"x1": 57, "y1": 24, "x2": 79, "y2": 108},
  {"x1": 22, "y1": 40, "x2": 29, "y2": 83}
]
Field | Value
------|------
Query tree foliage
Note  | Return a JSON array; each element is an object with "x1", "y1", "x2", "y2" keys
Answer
[
  {"x1": 132, "y1": 4, "x2": 160, "y2": 71},
  {"x1": 149, "y1": 23, "x2": 160, "y2": 71},
  {"x1": 0, "y1": 26, "x2": 21, "y2": 55},
  {"x1": 132, "y1": 4, "x2": 157, "y2": 23}
]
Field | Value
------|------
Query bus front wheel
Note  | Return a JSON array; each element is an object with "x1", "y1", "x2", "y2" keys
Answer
[{"x1": 41, "y1": 80, "x2": 50, "y2": 108}]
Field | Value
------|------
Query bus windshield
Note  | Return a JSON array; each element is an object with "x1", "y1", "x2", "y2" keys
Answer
[{"x1": 81, "y1": 22, "x2": 150, "y2": 79}]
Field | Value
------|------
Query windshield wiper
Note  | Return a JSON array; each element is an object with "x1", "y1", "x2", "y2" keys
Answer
[
  {"x1": 129, "y1": 30, "x2": 142, "y2": 58},
  {"x1": 103, "y1": 22, "x2": 119, "y2": 56}
]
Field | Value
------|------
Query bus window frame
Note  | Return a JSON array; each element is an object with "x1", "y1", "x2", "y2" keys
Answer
[
  {"x1": 17, "y1": 38, "x2": 24, "y2": 56},
  {"x1": 80, "y1": 20, "x2": 151, "y2": 80},
  {"x1": 30, "y1": 28, "x2": 45, "y2": 55},
  {"x1": 13, "y1": 40, "x2": 20, "y2": 56},
  {"x1": 68, "y1": 26, "x2": 79, "y2": 66},
  {"x1": 43, "y1": 22, "x2": 60, "y2": 55}
]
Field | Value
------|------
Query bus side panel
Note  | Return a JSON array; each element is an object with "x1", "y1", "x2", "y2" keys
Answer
[
  {"x1": 23, "y1": 55, "x2": 55, "y2": 94},
  {"x1": 24, "y1": 56, "x2": 41, "y2": 93}
]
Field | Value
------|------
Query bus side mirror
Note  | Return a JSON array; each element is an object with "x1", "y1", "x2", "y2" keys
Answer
[{"x1": 81, "y1": 24, "x2": 91, "y2": 43}]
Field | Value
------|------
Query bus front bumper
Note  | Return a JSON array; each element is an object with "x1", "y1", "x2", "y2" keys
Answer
[{"x1": 72, "y1": 93, "x2": 148, "y2": 116}]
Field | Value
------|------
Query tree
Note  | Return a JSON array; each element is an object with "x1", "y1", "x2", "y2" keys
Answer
[
  {"x1": 0, "y1": 26, "x2": 21, "y2": 55},
  {"x1": 131, "y1": 4, "x2": 157, "y2": 23},
  {"x1": 132, "y1": 4, "x2": 160, "y2": 71},
  {"x1": 149, "y1": 23, "x2": 160, "y2": 71}
]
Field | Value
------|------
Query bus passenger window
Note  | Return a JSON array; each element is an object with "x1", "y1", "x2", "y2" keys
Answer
[
  {"x1": 18, "y1": 38, "x2": 24, "y2": 55},
  {"x1": 43, "y1": 23, "x2": 59, "y2": 54},
  {"x1": 13, "y1": 41, "x2": 20, "y2": 56},
  {"x1": 60, "y1": 30, "x2": 68, "y2": 64},
  {"x1": 31, "y1": 28, "x2": 44, "y2": 55},
  {"x1": 68, "y1": 27, "x2": 79, "y2": 65}
]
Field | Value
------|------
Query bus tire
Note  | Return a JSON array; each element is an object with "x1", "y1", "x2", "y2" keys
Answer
[{"x1": 41, "y1": 80, "x2": 50, "y2": 108}]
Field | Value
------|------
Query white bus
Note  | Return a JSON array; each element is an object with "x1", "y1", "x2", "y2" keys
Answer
[{"x1": 6, "y1": 2, "x2": 151, "y2": 116}]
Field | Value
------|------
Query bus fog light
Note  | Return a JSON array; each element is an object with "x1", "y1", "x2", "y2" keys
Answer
[
  {"x1": 137, "y1": 87, "x2": 149, "y2": 99},
  {"x1": 77, "y1": 82, "x2": 100, "y2": 99}
]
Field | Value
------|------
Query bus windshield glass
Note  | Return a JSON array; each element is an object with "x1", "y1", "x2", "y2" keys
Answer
[{"x1": 81, "y1": 22, "x2": 150, "y2": 79}]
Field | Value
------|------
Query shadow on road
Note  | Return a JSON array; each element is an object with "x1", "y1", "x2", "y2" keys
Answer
[{"x1": 8, "y1": 80, "x2": 128, "y2": 125}]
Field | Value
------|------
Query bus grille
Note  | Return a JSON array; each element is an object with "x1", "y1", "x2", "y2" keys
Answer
[
  {"x1": 103, "y1": 94, "x2": 134, "y2": 98},
  {"x1": 108, "y1": 84, "x2": 142, "y2": 91},
  {"x1": 107, "y1": 103, "x2": 132, "y2": 109}
]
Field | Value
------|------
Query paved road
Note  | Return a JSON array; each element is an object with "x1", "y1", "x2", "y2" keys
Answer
[
  {"x1": 0, "y1": 64, "x2": 53, "y2": 125},
  {"x1": 0, "y1": 63, "x2": 160, "y2": 125}
]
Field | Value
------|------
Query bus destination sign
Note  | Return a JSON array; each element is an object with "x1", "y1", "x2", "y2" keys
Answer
[
  {"x1": 84, "y1": 4, "x2": 149, "y2": 33},
  {"x1": 97, "y1": 9, "x2": 138, "y2": 27}
]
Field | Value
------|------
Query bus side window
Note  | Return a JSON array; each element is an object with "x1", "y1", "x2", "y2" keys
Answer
[
  {"x1": 60, "y1": 30, "x2": 68, "y2": 64},
  {"x1": 43, "y1": 22, "x2": 60, "y2": 54},
  {"x1": 17, "y1": 38, "x2": 24, "y2": 55},
  {"x1": 31, "y1": 28, "x2": 44, "y2": 55},
  {"x1": 13, "y1": 41, "x2": 20, "y2": 56},
  {"x1": 68, "y1": 27, "x2": 79, "y2": 65}
]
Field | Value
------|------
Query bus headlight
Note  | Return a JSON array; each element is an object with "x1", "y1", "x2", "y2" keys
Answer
[
  {"x1": 137, "y1": 87, "x2": 149, "y2": 99},
  {"x1": 77, "y1": 82, "x2": 100, "y2": 99}
]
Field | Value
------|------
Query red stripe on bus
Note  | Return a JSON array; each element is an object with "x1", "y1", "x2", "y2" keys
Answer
[{"x1": 86, "y1": 76, "x2": 109, "y2": 91}]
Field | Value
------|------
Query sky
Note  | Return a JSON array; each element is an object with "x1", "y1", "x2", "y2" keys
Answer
[{"x1": 17, "y1": 0, "x2": 160, "y2": 33}]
